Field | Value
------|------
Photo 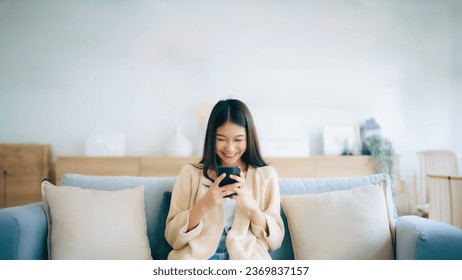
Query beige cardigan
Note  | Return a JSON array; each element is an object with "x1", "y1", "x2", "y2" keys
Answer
[{"x1": 165, "y1": 164, "x2": 284, "y2": 260}]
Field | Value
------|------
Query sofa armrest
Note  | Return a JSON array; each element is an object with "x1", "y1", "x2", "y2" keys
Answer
[
  {"x1": 395, "y1": 215, "x2": 462, "y2": 260},
  {"x1": 0, "y1": 202, "x2": 48, "y2": 260}
]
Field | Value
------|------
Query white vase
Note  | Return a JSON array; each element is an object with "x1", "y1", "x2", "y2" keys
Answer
[{"x1": 164, "y1": 126, "x2": 193, "y2": 156}]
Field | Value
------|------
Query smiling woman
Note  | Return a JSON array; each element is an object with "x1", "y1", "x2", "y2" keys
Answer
[{"x1": 164, "y1": 99, "x2": 284, "y2": 260}]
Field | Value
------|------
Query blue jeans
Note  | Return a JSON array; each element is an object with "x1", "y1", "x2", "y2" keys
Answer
[{"x1": 208, "y1": 228, "x2": 229, "y2": 260}]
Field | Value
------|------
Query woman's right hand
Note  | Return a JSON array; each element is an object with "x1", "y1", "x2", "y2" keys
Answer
[
  {"x1": 199, "y1": 173, "x2": 235, "y2": 210},
  {"x1": 187, "y1": 172, "x2": 234, "y2": 231}
]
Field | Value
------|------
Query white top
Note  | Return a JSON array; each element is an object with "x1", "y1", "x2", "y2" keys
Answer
[{"x1": 224, "y1": 197, "x2": 237, "y2": 232}]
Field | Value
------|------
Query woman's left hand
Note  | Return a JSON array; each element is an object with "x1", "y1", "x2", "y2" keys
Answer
[
  {"x1": 230, "y1": 171, "x2": 269, "y2": 233},
  {"x1": 229, "y1": 172, "x2": 258, "y2": 212}
]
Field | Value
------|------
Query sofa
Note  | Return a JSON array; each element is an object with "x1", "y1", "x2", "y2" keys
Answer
[{"x1": 1, "y1": 173, "x2": 461, "y2": 260}]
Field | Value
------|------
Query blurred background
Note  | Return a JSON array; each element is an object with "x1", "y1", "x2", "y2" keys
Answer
[{"x1": 1, "y1": 0, "x2": 461, "y2": 184}]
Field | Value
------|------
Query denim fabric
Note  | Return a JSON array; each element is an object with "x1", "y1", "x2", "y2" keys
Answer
[{"x1": 209, "y1": 228, "x2": 230, "y2": 260}]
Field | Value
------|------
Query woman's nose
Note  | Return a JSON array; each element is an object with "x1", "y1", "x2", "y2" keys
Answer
[{"x1": 225, "y1": 142, "x2": 235, "y2": 151}]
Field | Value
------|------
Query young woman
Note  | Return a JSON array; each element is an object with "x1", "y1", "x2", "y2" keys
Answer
[{"x1": 165, "y1": 99, "x2": 284, "y2": 260}]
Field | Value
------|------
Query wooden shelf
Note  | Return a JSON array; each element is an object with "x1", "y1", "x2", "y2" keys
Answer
[{"x1": 55, "y1": 155, "x2": 376, "y2": 185}]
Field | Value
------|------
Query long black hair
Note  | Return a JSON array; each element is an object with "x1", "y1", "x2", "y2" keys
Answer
[{"x1": 197, "y1": 99, "x2": 267, "y2": 181}]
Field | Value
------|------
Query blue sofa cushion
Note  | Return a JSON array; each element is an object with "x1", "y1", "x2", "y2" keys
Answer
[
  {"x1": 153, "y1": 191, "x2": 173, "y2": 260},
  {"x1": 269, "y1": 210, "x2": 295, "y2": 260}
]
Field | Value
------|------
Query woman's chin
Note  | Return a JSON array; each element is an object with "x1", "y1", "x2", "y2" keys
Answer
[{"x1": 220, "y1": 157, "x2": 239, "y2": 166}]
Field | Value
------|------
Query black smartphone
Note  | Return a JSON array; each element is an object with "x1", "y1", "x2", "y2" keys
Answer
[{"x1": 217, "y1": 166, "x2": 240, "y2": 197}]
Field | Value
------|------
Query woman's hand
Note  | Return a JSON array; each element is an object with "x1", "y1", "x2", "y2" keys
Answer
[
  {"x1": 229, "y1": 172, "x2": 269, "y2": 233},
  {"x1": 228, "y1": 172, "x2": 258, "y2": 211},
  {"x1": 199, "y1": 173, "x2": 237, "y2": 209},
  {"x1": 187, "y1": 172, "x2": 235, "y2": 231}
]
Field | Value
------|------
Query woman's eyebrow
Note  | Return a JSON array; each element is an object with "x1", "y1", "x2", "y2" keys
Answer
[{"x1": 216, "y1": 134, "x2": 245, "y2": 138}]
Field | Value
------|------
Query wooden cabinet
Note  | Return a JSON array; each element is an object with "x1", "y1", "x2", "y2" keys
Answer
[
  {"x1": 55, "y1": 156, "x2": 201, "y2": 185},
  {"x1": 266, "y1": 156, "x2": 376, "y2": 178},
  {"x1": 0, "y1": 144, "x2": 52, "y2": 208},
  {"x1": 55, "y1": 156, "x2": 376, "y2": 185}
]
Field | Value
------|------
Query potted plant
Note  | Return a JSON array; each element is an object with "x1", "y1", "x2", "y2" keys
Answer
[{"x1": 364, "y1": 135, "x2": 396, "y2": 188}]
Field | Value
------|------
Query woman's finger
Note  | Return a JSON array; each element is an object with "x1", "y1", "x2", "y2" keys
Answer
[{"x1": 212, "y1": 173, "x2": 227, "y2": 188}]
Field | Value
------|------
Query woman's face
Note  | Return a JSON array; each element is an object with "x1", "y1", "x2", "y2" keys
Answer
[{"x1": 215, "y1": 121, "x2": 247, "y2": 168}]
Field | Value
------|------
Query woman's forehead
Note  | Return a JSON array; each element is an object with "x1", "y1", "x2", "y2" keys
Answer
[{"x1": 216, "y1": 121, "x2": 246, "y2": 137}]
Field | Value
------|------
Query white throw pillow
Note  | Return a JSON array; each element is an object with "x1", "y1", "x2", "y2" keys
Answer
[
  {"x1": 281, "y1": 184, "x2": 394, "y2": 260},
  {"x1": 41, "y1": 180, "x2": 152, "y2": 260}
]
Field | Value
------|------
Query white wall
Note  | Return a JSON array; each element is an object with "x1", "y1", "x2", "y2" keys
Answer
[
  {"x1": 0, "y1": 0, "x2": 460, "y2": 180},
  {"x1": 453, "y1": 1, "x2": 462, "y2": 159}
]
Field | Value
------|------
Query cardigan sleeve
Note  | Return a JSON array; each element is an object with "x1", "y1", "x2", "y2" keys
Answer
[
  {"x1": 250, "y1": 166, "x2": 285, "y2": 251},
  {"x1": 165, "y1": 165, "x2": 203, "y2": 249}
]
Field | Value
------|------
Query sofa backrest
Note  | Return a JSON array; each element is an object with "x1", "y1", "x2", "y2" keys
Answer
[{"x1": 61, "y1": 173, "x2": 395, "y2": 260}]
